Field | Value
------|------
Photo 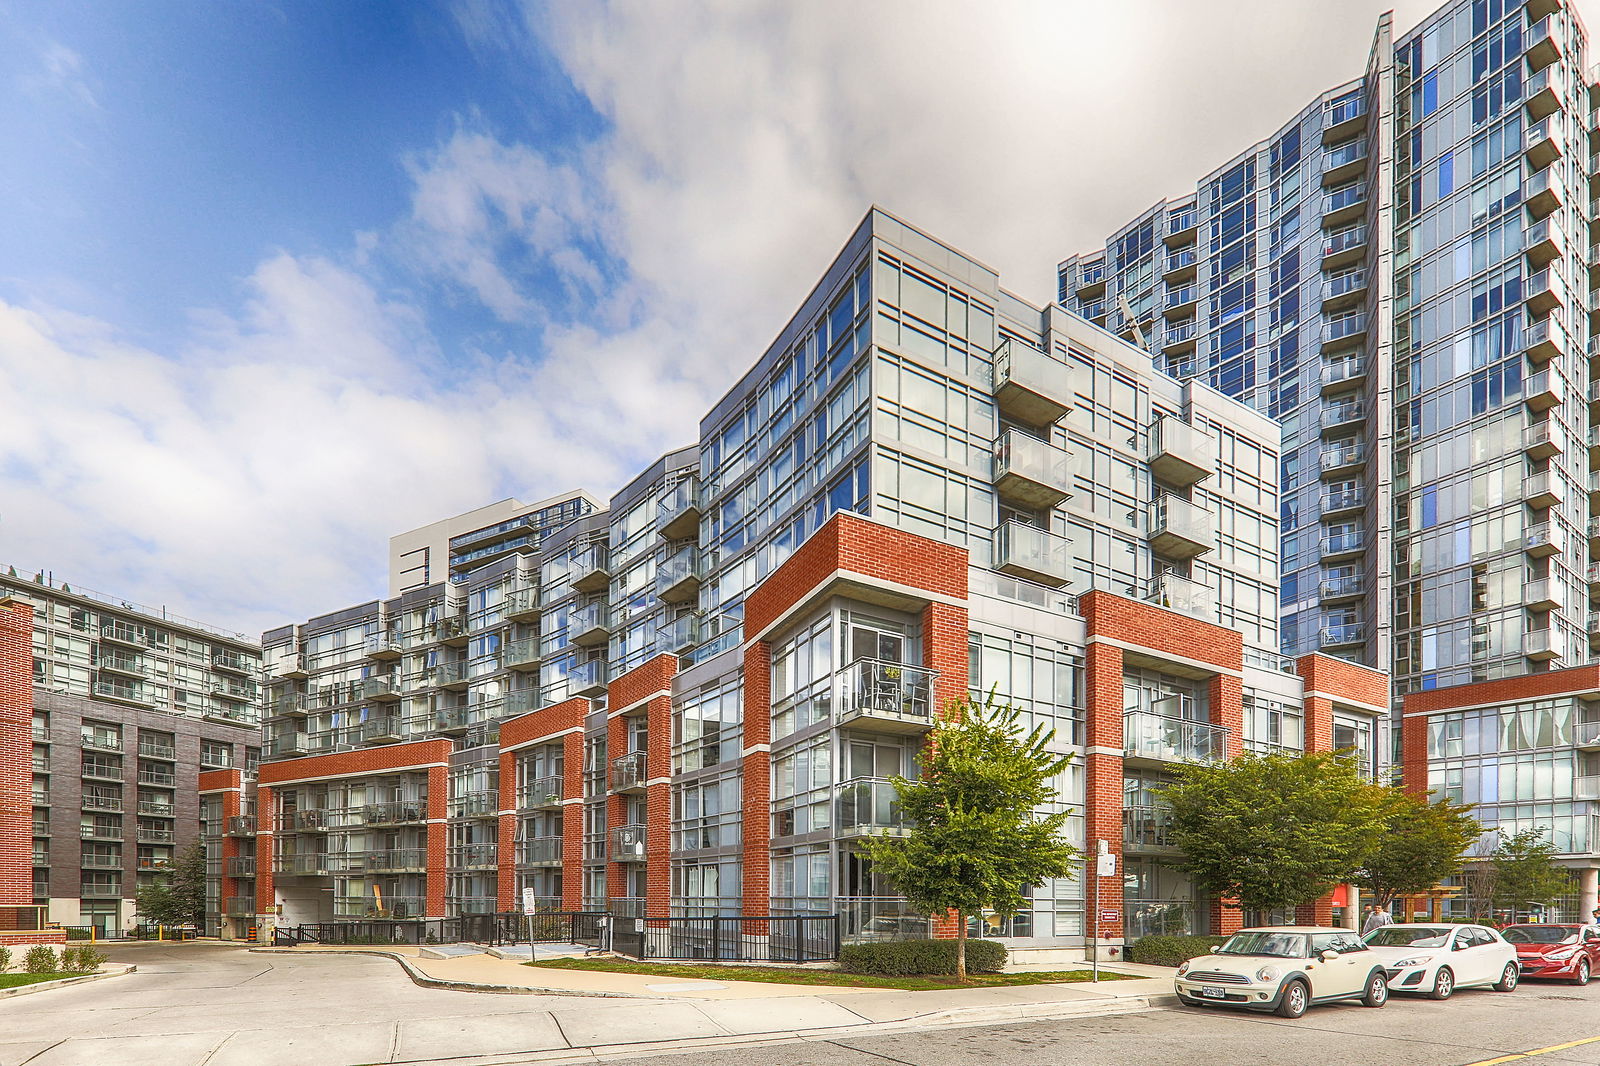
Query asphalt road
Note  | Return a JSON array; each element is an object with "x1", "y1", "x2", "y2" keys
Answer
[{"x1": 640, "y1": 980, "x2": 1600, "y2": 1066}]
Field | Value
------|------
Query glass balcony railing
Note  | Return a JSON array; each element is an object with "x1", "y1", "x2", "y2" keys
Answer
[
  {"x1": 656, "y1": 545, "x2": 703, "y2": 603},
  {"x1": 1163, "y1": 321, "x2": 1196, "y2": 348},
  {"x1": 1147, "y1": 416, "x2": 1216, "y2": 484},
  {"x1": 992, "y1": 337, "x2": 1076, "y2": 425},
  {"x1": 1320, "y1": 442, "x2": 1365, "y2": 470},
  {"x1": 1163, "y1": 248, "x2": 1197, "y2": 274},
  {"x1": 1323, "y1": 139, "x2": 1367, "y2": 171},
  {"x1": 432, "y1": 660, "x2": 469, "y2": 688},
  {"x1": 656, "y1": 478, "x2": 703, "y2": 540},
  {"x1": 96, "y1": 652, "x2": 146, "y2": 677},
  {"x1": 1323, "y1": 226, "x2": 1367, "y2": 258},
  {"x1": 836, "y1": 778, "x2": 907, "y2": 835},
  {"x1": 1146, "y1": 572, "x2": 1214, "y2": 620},
  {"x1": 1326, "y1": 94, "x2": 1364, "y2": 127},
  {"x1": 1123, "y1": 711, "x2": 1227, "y2": 763},
  {"x1": 1323, "y1": 313, "x2": 1366, "y2": 345},
  {"x1": 658, "y1": 613, "x2": 701, "y2": 654},
  {"x1": 610, "y1": 824, "x2": 647, "y2": 862},
  {"x1": 567, "y1": 658, "x2": 607, "y2": 695},
  {"x1": 994, "y1": 521, "x2": 1073, "y2": 586},
  {"x1": 1319, "y1": 573, "x2": 1364, "y2": 599},
  {"x1": 94, "y1": 680, "x2": 152, "y2": 705},
  {"x1": 516, "y1": 837, "x2": 563, "y2": 866},
  {"x1": 518, "y1": 776, "x2": 564, "y2": 809},
  {"x1": 1323, "y1": 184, "x2": 1366, "y2": 215},
  {"x1": 1321, "y1": 531, "x2": 1364, "y2": 555},
  {"x1": 502, "y1": 636, "x2": 539, "y2": 670},
  {"x1": 1164, "y1": 286, "x2": 1198, "y2": 310},
  {"x1": 1149, "y1": 495, "x2": 1215, "y2": 556},
  {"x1": 1320, "y1": 623, "x2": 1365, "y2": 647},
  {"x1": 1326, "y1": 270, "x2": 1366, "y2": 299},
  {"x1": 80, "y1": 732, "x2": 123, "y2": 753},
  {"x1": 842, "y1": 657, "x2": 936, "y2": 726},
  {"x1": 611, "y1": 752, "x2": 648, "y2": 791},
  {"x1": 1166, "y1": 207, "x2": 1198, "y2": 235},
  {"x1": 993, "y1": 429, "x2": 1073, "y2": 506}
]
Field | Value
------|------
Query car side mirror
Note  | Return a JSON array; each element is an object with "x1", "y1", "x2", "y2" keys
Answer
[
  {"x1": 1320, "y1": 949, "x2": 1340, "y2": 962},
  {"x1": 1210, "y1": 945, "x2": 1221, "y2": 953}
]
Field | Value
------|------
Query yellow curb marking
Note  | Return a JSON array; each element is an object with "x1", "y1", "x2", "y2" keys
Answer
[{"x1": 1462, "y1": 1034, "x2": 1600, "y2": 1066}]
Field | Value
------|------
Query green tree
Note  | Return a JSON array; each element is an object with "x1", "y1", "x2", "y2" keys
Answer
[
  {"x1": 1489, "y1": 827, "x2": 1572, "y2": 918},
  {"x1": 135, "y1": 841, "x2": 208, "y2": 929},
  {"x1": 858, "y1": 691, "x2": 1080, "y2": 979},
  {"x1": 1162, "y1": 750, "x2": 1388, "y2": 917},
  {"x1": 1354, "y1": 791, "x2": 1483, "y2": 910}
]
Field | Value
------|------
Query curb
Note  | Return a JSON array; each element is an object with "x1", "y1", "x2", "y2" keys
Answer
[
  {"x1": 248, "y1": 948, "x2": 649, "y2": 999},
  {"x1": 0, "y1": 965, "x2": 137, "y2": 1001}
]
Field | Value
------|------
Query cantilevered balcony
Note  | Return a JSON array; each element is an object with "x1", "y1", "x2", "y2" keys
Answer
[
  {"x1": 1163, "y1": 205, "x2": 1199, "y2": 245},
  {"x1": 1321, "y1": 312, "x2": 1367, "y2": 352},
  {"x1": 1524, "y1": 629, "x2": 1560, "y2": 661},
  {"x1": 993, "y1": 521, "x2": 1072, "y2": 587},
  {"x1": 433, "y1": 660, "x2": 470, "y2": 690},
  {"x1": 1320, "y1": 358, "x2": 1367, "y2": 394},
  {"x1": 364, "y1": 634, "x2": 403, "y2": 660},
  {"x1": 99, "y1": 622, "x2": 147, "y2": 648},
  {"x1": 95, "y1": 651, "x2": 145, "y2": 679},
  {"x1": 1526, "y1": 119, "x2": 1562, "y2": 170},
  {"x1": 1321, "y1": 182, "x2": 1367, "y2": 227},
  {"x1": 268, "y1": 732, "x2": 310, "y2": 758},
  {"x1": 1319, "y1": 573, "x2": 1365, "y2": 603},
  {"x1": 1319, "y1": 440, "x2": 1365, "y2": 476},
  {"x1": 1525, "y1": 422, "x2": 1562, "y2": 460},
  {"x1": 1321, "y1": 138, "x2": 1368, "y2": 186},
  {"x1": 1319, "y1": 623, "x2": 1365, "y2": 649},
  {"x1": 1147, "y1": 416, "x2": 1216, "y2": 485},
  {"x1": 212, "y1": 651, "x2": 253, "y2": 676},
  {"x1": 1322, "y1": 268, "x2": 1367, "y2": 311},
  {"x1": 1123, "y1": 710, "x2": 1227, "y2": 765},
  {"x1": 611, "y1": 824, "x2": 647, "y2": 863},
  {"x1": 610, "y1": 752, "x2": 648, "y2": 793},
  {"x1": 1321, "y1": 486, "x2": 1364, "y2": 516},
  {"x1": 1525, "y1": 369, "x2": 1560, "y2": 411},
  {"x1": 1524, "y1": 67, "x2": 1564, "y2": 121},
  {"x1": 656, "y1": 545, "x2": 703, "y2": 605},
  {"x1": 1147, "y1": 572, "x2": 1214, "y2": 621},
  {"x1": 1322, "y1": 95, "x2": 1365, "y2": 144},
  {"x1": 360, "y1": 674, "x2": 402, "y2": 702},
  {"x1": 519, "y1": 776, "x2": 564, "y2": 809},
  {"x1": 1322, "y1": 225, "x2": 1367, "y2": 270},
  {"x1": 992, "y1": 338, "x2": 1077, "y2": 427},
  {"x1": 658, "y1": 613, "x2": 700, "y2": 655},
  {"x1": 1320, "y1": 530, "x2": 1365, "y2": 561},
  {"x1": 431, "y1": 615, "x2": 470, "y2": 647},
  {"x1": 1162, "y1": 320, "x2": 1197, "y2": 354},
  {"x1": 839, "y1": 658, "x2": 936, "y2": 734},
  {"x1": 1524, "y1": 522, "x2": 1559, "y2": 558},
  {"x1": 502, "y1": 636, "x2": 540, "y2": 672},
  {"x1": 569, "y1": 601, "x2": 612, "y2": 647},
  {"x1": 1525, "y1": 15, "x2": 1562, "y2": 69},
  {"x1": 1525, "y1": 578, "x2": 1563, "y2": 612},
  {"x1": 1148, "y1": 496, "x2": 1215, "y2": 560},
  {"x1": 1526, "y1": 218, "x2": 1565, "y2": 269},
  {"x1": 94, "y1": 680, "x2": 153, "y2": 707},
  {"x1": 1525, "y1": 169, "x2": 1563, "y2": 221},
  {"x1": 504, "y1": 587, "x2": 540, "y2": 622},
  {"x1": 1074, "y1": 260, "x2": 1107, "y2": 298},
  {"x1": 1524, "y1": 472, "x2": 1563, "y2": 509},
  {"x1": 1162, "y1": 247, "x2": 1198, "y2": 283},
  {"x1": 358, "y1": 717, "x2": 404, "y2": 745},
  {"x1": 568, "y1": 659, "x2": 607, "y2": 698},
  {"x1": 570, "y1": 545, "x2": 611, "y2": 595},
  {"x1": 1162, "y1": 285, "x2": 1198, "y2": 318},
  {"x1": 1523, "y1": 318, "x2": 1563, "y2": 364},
  {"x1": 657, "y1": 478, "x2": 703, "y2": 541},
  {"x1": 993, "y1": 429, "x2": 1073, "y2": 510}
]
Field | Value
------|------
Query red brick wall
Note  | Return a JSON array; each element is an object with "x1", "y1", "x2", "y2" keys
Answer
[
  {"x1": 606, "y1": 658, "x2": 677, "y2": 915},
  {"x1": 743, "y1": 513, "x2": 968, "y2": 638},
  {"x1": 257, "y1": 738, "x2": 452, "y2": 784},
  {"x1": 1403, "y1": 664, "x2": 1600, "y2": 715},
  {"x1": 1082, "y1": 641, "x2": 1125, "y2": 941},
  {"x1": 1303, "y1": 698, "x2": 1333, "y2": 754},
  {"x1": 255, "y1": 785, "x2": 275, "y2": 914},
  {"x1": 1208, "y1": 675, "x2": 1244, "y2": 760},
  {"x1": 499, "y1": 698, "x2": 589, "y2": 912},
  {"x1": 562, "y1": 730, "x2": 584, "y2": 910},
  {"x1": 1079, "y1": 590, "x2": 1242, "y2": 674},
  {"x1": 1400, "y1": 715, "x2": 1430, "y2": 798},
  {"x1": 0, "y1": 930, "x2": 66, "y2": 947},
  {"x1": 741, "y1": 642, "x2": 771, "y2": 915},
  {"x1": 426, "y1": 764, "x2": 447, "y2": 918},
  {"x1": 0, "y1": 598, "x2": 35, "y2": 909},
  {"x1": 922, "y1": 601, "x2": 969, "y2": 717},
  {"x1": 200, "y1": 769, "x2": 245, "y2": 929},
  {"x1": 497, "y1": 748, "x2": 517, "y2": 912},
  {"x1": 1295, "y1": 653, "x2": 1390, "y2": 710}
]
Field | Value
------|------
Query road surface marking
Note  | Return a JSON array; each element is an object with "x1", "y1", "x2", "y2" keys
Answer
[{"x1": 1462, "y1": 1034, "x2": 1600, "y2": 1066}]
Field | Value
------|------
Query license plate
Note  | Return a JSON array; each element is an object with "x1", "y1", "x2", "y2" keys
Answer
[{"x1": 1201, "y1": 986, "x2": 1227, "y2": 999}]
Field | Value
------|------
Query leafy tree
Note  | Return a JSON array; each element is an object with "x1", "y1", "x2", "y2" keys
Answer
[
  {"x1": 135, "y1": 841, "x2": 208, "y2": 929},
  {"x1": 1354, "y1": 792, "x2": 1483, "y2": 910},
  {"x1": 1162, "y1": 750, "x2": 1388, "y2": 916},
  {"x1": 858, "y1": 691, "x2": 1080, "y2": 979},
  {"x1": 1489, "y1": 827, "x2": 1572, "y2": 917}
]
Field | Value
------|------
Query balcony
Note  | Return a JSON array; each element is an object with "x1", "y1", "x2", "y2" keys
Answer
[
  {"x1": 1123, "y1": 804, "x2": 1176, "y2": 852},
  {"x1": 93, "y1": 680, "x2": 153, "y2": 707},
  {"x1": 1526, "y1": 119, "x2": 1562, "y2": 170},
  {"x1": 1320, "y1": 359, "x2": 1367, "y2": 394},
  {"x1": 568, "y1": 659, "x2": 607, "y2": 698},
  {"x1": 520, "y1": 775, "x2": 565, "y2": 809},
  {"x1": 1321, "y1": 183, "x2": 1367, "y2": 227},
  {"x1": 271, "y1": 694, "x2": 309, "y2": 719},
  {"x1": 1162, "y1": 286, "x2": 1198, "y2": 319},
  {"x1": 448, "y1": 843, "x2": 498, "y2": 870},
  {"x1": 517, "y1": 836, "x2": 564, "y2": 867},
  {"x1": 1075, "y1": 261, "x2": 1106, "y2": 297},
  {"x1": 1590, "y1": 615, "x2": 1600, "y2": 652},
  {"x1": 1147, "y1": 416, "x2": 1216, "y2": 486},
  {"x1": 611, "y1": 752, "x2": 648, "y2": 793},
  {"x1": 570, "y1": 546, "x2": 611, "y2": 595},
  {"x1": 993, "y1": 338, "x2": 1076, "y2": 427},
  {"x1": 1526, "y1": 218, "x2": 1565, "y2": 268},
  {"x1": 1322, "y1": 269, "x2": 1367, "y2": 310},
  {"x1": 1320, "y1": 530, "x2": 1365, "y2": 561},
  {"x1": 333, "y1": 895, "x2": 423, "y2": 920},
  {"x1": 451, "y1": 791, "x2": 499, "y2": 819},
  {"x1": 1163, "y1": 206, "x2": 1199, "y2": 245},
  {"x1": 1526, "y1": 578, "x2": 1563, "y2": 612},
  {"x1": 1321, "y1": 486, "x2": 1364, "y2": 517},
  {"x1": 79, "y1": 854, "x2": 120, "y2": 869},
  {"x1": 361, "y1": 800, "x2": 426, "y2": 826},
  {"x1": 611, "y1": 824, "x2": 647, "y2": 862},
  {"x1": 1576, "y1": 720, "x2": 1600, "y2": 750},
  {"x1": 1147, "y1": 572, "x2": 1214, "y2": 621},
  {"x1": 137, "y1": 740, "x2": 176, "y2": 761},
  {"x1": 1526, "y1": 15, "x2": 1562, "y2": 69},
  {"x1": 1524, "y1": 522, "x2": 1560, "y2": 558},
  {"x1": 1319, "y1": 623, "x2": 1365, "y2": 649},
  {"x1": 99, "y1": 622, "x2": 147, "y2": 648},
  {"x1": 657, "y1": 479, "x2": 703, "y2": 540},
  {"x1": 1578, "y1": 774, "x2": 1600, "y2": 799},
  {"x1": 364, "y1": 634, "x2": 403, "y2": 661},
  {"x1": 210, "y1": 677, "x2": 255, "y2": 703},
  {"x1": 80, "y1": 733, "x2": 123, "y2": 754},
  {"x1": 502, "y1": 587, "x2": 541, "y2": 623},
  {"x1": 360, "y1": 674, "x2": 402, "y2": 702},
  {"x1": 81, "y1": 795, "x2": 122, "y2": 813},
  {"x1": 1525, "y1": 422, "x2": 1562, "y2": 460},
  {"x1": 835, "y1": 777, "x2": 910, "y2": 839},
  {"x1": 658, "y1": 613, "x2": 701, "y2": 655},
  {"x1": 1322, "y1": 313, "x2": 1367, "y2": 352},
  {"x1": 80, "y1": 825, "x2": 122, "y2": 841},
  {"x1": 1319, "y1": 441, "x2": 1365, "y2": 476},
  {"x1": 839, "y1": 657, "x2": 937, "y2": 734},
  {"x1": 993, "y1": 521, "x2": 1073, "y2": 587},
  {"x1": 496, "y1": 636, "x2": 538, "y2": 674},
  {"x1": 226, "y1": 815, "x2": 257, "y2": 836},
  {"x1": 432, "y1": 616, "x2": 470, "y2": 647},
  {"x1": 1322, "y1": 225, "x2": 1368, "y2": 269},
  {"x1": 1525, "y1": 472, "x2": 1564, "y2": 509},
  {"x1": 275, "y1": 652, "x2": 310, "y2": 679},
  {"x1": 137, "y1": 827, "x2": 175, "y2": 844},
  {"x1": 655, "y1": 545, "x2": 703, "y2": 605},
  {"x1": 1525, "y1": 629, "x2": 1561, "y2": 661},
  {"x1": 1148, "y1": 495, "x2": 1215, "y2": 560},
  {"x1": 288, "y1": 809, "x2": 329, "y2": 833},
  {"x1": 1525, "y1": 67, "x2": 1564, "y2": 121},
  {"x1": 993, "y1": 429, "x2": 1073, "y2": 510},
  {"x1": 1525, "y1": 369, "x2": 1560, "y2": 411},
  {"x1": 225, "y1": 856, "x2": 257, "y2": 878},
  {"x1": 358, "y1": 717, "x2": 404, "y2": 745},
  {"x1": 1319, "y1": 573, "x2": 1365, "y2": 603},
  {"x1": 81, "y1": 884, "x2": 125, "y2": 900},
  {"x1": 1323, "y1": 95, "x2": 1366, "y2": 144},
  {"x1": 1589, "y1": 562, "x2": 1600, "y2": 591},
  {"x1": 212, "y1": 651, "x2": 254, "y2": 676},
  {"x1": 432, "y1": 660, "x2": 470, "y2": 690},
  {"x1": 365, "y1": 848, "x2": 428, "y2": 873},
  {"x1": 137, "y1": 801, "x2": 175, "y2": 817},
  {"x1": 1162, "y1": 247, "x2": 1198, "y2": 282},
  {"x1": 1322, "y1": 139, "x2": 1368, "y2": 186},
  {"x1": 1162, "y1": 320, "x2": 1197, "y2": 353},
  {"x1": 268, "y1": 732, "x2": 310, "y2": 758},
  {"x1": 1525, "y1": 169, "x2": 1563, "y2": 222},
  {"x1": 1124, "y1": 710, "x2": 1227, "y2": 765},
  {"x1": 1524, "y1": 318, "x2": 1563, "y2": 364},
  {"x1": 81, "y1": 761, "x2": 122, "y2": 782},
  {"x1": 96, "y1": 652, "x2": 146, "y2": 679}
]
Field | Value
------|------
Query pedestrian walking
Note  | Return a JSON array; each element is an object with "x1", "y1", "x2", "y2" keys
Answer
[{"x1": 1362, "y1": 904, "x2": 1391, "y2": 935}]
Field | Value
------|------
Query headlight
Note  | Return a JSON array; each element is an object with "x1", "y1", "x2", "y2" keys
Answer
[
  {"x1": 1255, "y1": 966, "x2": 1280, "y2": 983},
  {"x1": 1548, "y1": 949, "x2": 1578, "y2": 961},
  {"x1": 1176, "y1": 962, "x2": 1190, "y2": 976},
  {"x1": 1393, "y1": 957, "x2": 1427, "y2": 968}
]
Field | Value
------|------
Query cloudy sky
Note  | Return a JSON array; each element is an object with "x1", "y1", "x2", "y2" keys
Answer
[{"x1": 0, "y1": 0, "x2": 1588, "y2": 637}]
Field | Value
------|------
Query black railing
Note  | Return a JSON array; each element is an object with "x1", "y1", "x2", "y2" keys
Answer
[{"x1": 271, "y1": 911, "x2": 611, "y2": 948}]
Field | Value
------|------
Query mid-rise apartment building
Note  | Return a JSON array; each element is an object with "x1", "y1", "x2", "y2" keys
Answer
[
  {"x1": 0, "y1": 570, "x2": 263, "y2": 937},
  {"x1": 1057, "y1": 0, "x2": 1594, "y2": 701},
  {"x1": 218, "y1": 208, "x2": 1390, "y2": 947}
]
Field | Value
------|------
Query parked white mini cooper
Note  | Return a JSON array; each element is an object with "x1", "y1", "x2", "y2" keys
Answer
[{"x1": 1175, "y1": 926, "x2": 1390, "y2": 1018}]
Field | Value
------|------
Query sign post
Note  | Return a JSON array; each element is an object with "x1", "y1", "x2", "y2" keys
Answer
[
  {"x1": 521, "y1": 887, "x2": 537, "y2": 947},
  {"x1": 1090, "y1": 840, "x2": 1116, "y2": 983}
]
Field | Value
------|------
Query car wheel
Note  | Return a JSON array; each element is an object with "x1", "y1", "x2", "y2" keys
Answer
[
  {"x1": 1493, "y1": 963, "x2": 1518, "y2": 992},
  {"x1": 1276, "y1": 979, "x2": 1308, "y2": 1019},
  {"x1": 1574, "y1": 960, "x2": 1591, "y2": 987},
  {"x1": 1363, "y1": 970, "x2": 1389, "y2": 1007},
  {"x1": 1429, "y1": 967, "x2": 1454, "y2": 1000}
]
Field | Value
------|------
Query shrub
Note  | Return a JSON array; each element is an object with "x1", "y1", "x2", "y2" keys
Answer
[
  {"x1": 838, "y1": 938, "x2": 1007, "y2": 976},
  {"x1": 64, "y1": 946, "x2": 106, "y2": 972},
  {"x1": 0, "y1": 946, "x2": 11, "y2": 973},
  {"x1": 1128, "y1": 935, "x2": 1219, "y2": 968},
  {"x1": 23, "y1": 946, "x2": 58, "y2": 974}
]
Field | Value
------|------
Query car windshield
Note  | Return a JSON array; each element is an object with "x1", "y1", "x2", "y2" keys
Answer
[
  {"x1": 1215, "y1": 932, "x2": 1308, "y2": 958},
  {"x1": 1502, "y1": 925, "x2": 1578, "y2": 945},
  {"x1": 1364, "y1": 926, "x2": 1450, "y2": 948}
]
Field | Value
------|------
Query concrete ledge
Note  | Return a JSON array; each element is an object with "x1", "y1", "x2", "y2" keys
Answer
[
  {"x1": 249, "y1": 947, "x2": 649, "y2": 998},
  {"x1": 0, "y1": 965, "x2": 136, "y2": 1000}
]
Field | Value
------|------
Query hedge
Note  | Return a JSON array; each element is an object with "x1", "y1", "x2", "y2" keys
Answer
[
  {"x1": 1128, "y1": 935, "x2": 1220, "y2": 967},
  {"x1": 838, "y1": 938, "x2": 1007, "y2": 976}
]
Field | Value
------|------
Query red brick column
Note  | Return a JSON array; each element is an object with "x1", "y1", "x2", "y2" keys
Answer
[
  {"x1": 497, "y1": 750, "x2": 517, "y2": 911},
  {"x1": 426, "y1": 765, "x2": 448, "y2": 918},
  {"x1": 1303, "y1": 697, "x2": 1333, "y2": 754},
  {"x1": 1400, "y1": 715, "x2": 1429, "y2": 798},
  {"x1": 0, "y1": 598, "x2": 35, "y2": 913},
  {"x1": 1208, "y1": 674, "x2": 1243, "y2": 759},
  {"x1": 741, "y1": 642, "x2": 771, "y2": 916},
  {"x1": 1083, "y1": 641, "x2": 1125, "y2": 942},
  {"x1": 1210, "y1": 898, "x2": 1245, "y2": 935},
  {"x1": 645, "y1": 693, "x2": 672, "y2": 919},
  {"x1": 605, "y1": 710, "x2": 629, "y2": 902},
  {"x1": 921, "y1": 602, "x2": 969, "y2": 717},
  {"x1": 255, "y1": 785, "x2": 275, "y2": 915},
  {"x1": 562, "y1": 731, "x2": 584, "y2": 911}
]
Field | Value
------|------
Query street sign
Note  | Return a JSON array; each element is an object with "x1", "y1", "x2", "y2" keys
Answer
[
  {"x1": 1100, "y1": 909, "x2": 1119, "y2": 923},
  {"x1": 521, "y1": 888, "x2": 538, "y2": 915}
]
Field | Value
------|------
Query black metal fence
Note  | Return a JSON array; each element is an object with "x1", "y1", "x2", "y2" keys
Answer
[{"x1": 271, "y1": 911, "x2": 610, "y2": 948}]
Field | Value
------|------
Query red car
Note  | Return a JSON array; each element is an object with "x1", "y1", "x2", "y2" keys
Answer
[{"x1": 1501, "y1": 924, "x2": 1600, "y2": 984}]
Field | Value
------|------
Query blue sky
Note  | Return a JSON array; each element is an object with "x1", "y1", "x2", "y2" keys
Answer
[{"x1": 0, "y1": 0, "x2": 1571, "y2": 636}]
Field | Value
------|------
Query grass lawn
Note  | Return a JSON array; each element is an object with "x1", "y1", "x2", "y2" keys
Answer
[
  {"x1": 526, "y1": 958, "x2": 1141, "y2": 991},
  {"x1": 0, "y1": 973, "x2": 78, "y2": 990}
]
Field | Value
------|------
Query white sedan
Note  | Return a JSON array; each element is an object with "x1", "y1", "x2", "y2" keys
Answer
[{"x1": 1361, "y1": 923, "x2": 1519, "y2": 999}]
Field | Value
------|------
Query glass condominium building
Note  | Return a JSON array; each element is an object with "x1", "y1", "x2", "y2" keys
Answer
[{"x1": 1057, "y1": 0, "x2": 1594, "y2": 699}]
